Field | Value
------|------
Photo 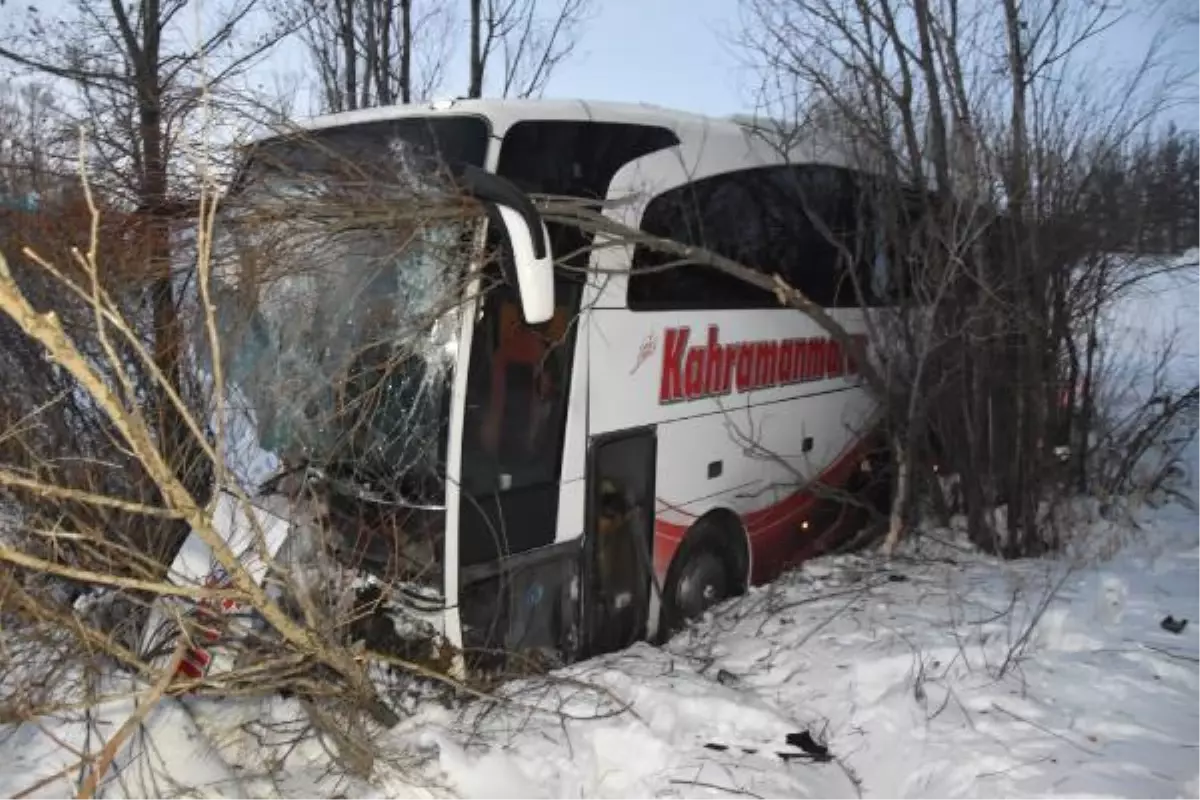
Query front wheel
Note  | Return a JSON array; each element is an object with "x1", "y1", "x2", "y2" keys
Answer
[{"x1": 661, "y1": 545, "x2": 732, "y2": 638}]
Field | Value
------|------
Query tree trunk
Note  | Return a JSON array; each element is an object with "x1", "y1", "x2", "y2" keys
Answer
[
  {"x1": 468, "y1": 0, "x2": 483, "y2": 98},
  {"x1": 881, "y1": 432, "x2": 909, "y2": 555},
  {"x1": 133, "y1": 1, "x2": 209, "y2": 563},
  {"x1": 341, "y1": 0, "x2": 358, "y2": 110},
  {"x1": 399, "y1": 0, "x2": 412, "y2": 103},
  {"x1": 362, "y1": 0, "x2": 377, "y2": 107}
]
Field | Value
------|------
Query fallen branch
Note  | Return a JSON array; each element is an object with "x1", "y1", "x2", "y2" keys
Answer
[{"x1": 75, "y1": 641, "x2": 188, "y2": 799}]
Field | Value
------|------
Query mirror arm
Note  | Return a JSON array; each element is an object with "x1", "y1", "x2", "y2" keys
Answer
[{"x1": 446, "y1": 162, "x2": 548, "y2": 260}]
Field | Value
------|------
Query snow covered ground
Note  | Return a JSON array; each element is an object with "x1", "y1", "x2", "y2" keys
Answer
[
  {"x1": 0, "y1": 254, "x2": 1196, "y2": 799},
  {"x1": 2, "y1": 497, "x2": 1195, "y2": 799},
  {"x1": 395, "y1": 502, "x2": 1199, "y2": 799}
]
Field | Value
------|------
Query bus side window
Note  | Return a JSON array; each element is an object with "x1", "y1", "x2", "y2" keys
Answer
[{"x1": 627, "y1": 164, "x2": 883, "y2": 311}]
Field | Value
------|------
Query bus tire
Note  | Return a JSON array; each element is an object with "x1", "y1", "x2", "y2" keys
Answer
[{"x1": 659, "y1": 516, "x2": 745, "y2": 638}]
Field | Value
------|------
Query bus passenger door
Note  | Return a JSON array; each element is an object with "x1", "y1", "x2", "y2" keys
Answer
[
  {"x1": 583, "y1": 428, "x2": 657, "y2": 656},
  {"x1": 456, "y1": 259, "x2": 580, "y2": 656}
]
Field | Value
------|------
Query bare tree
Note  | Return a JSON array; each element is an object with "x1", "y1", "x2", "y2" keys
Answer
[
  {"x1": 290, "y1": 0, "x2": 457, "y2": 112},
  {"x1": 734, "y1": 0, "x2": 1195, "y2": 556},
  {"x1": 0, "y1": 81, "x2": 74, "y2": 202},
  {"x1": 466, "y1": 0, "x2": 593, "y2": 99},
  {"x1": 0, "y1": 0, "x2": 297, "y2": 563},
  {"x1": 288, "y1": 0, "x2": 591, "y2": 113}
]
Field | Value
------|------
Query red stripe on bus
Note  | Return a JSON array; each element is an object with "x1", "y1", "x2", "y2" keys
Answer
[{"x1": 653, "y1": 436, "x2": 874, "y2": 584}]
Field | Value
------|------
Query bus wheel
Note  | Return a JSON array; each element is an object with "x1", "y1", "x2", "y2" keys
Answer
[
  {"x1": 673, "y1": 549, "x2": 729, "y2": 619},
  {"x1": 661, "y1": 542, "x2": 733, "y2": 637}
]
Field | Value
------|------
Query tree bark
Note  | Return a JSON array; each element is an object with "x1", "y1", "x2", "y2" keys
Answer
[
  {"x1": 399, "y1": 0, "x2": 412, "y2": 103},
  {"x1": 469, "y1": 0, "x2": 484, "y2": 98}
]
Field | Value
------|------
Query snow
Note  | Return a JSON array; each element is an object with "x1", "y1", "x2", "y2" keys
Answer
[
  {"x1": 1102, "y1": 250, "x2": 1198, "y2": 396},
  {"x1": 3, "y1": 497, "x2": 1195, "y2": 799},
  {"x1": 0, "y1": 253, "x2": 1196, "y2": 798},
  {"x1": 398, "y1": 502, "x2": 1196, "y2": 799}
]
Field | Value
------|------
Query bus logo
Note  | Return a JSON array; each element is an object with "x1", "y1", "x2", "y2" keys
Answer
[
  {"x1": 631, "y1": 333, "x2": 657, "y2": 375},
  {"x1": 658, "y1": 325, "x2": 866, "y2": 404}
]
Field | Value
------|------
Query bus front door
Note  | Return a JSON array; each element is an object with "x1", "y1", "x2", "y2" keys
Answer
[{"x1": 583, "y1": 428, "x2": 658, "y2": 657}]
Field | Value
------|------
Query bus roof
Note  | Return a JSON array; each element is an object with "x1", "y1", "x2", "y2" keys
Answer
[
  {"x1": 253, "y1": 97, "x2": 904, "y2": 186},
  {"x1": 277, "y1": 97, "x2": 784, "y2": 146}
]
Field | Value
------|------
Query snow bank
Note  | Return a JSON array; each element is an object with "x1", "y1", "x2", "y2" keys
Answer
[
  {"x1": 0, "y1": 683, "x2": 245, "y2": 799},
  {"x1": 362, "y1": 501, "x2": 1196, "y2": 799}
]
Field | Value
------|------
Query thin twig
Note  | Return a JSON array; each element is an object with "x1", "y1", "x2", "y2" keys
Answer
[
  {"x1": 990, "y1": 702, "x2": 1101, "y2": 756},
  {"x1": 668, "y1": 778, "x2": 765, "y2": 798}
]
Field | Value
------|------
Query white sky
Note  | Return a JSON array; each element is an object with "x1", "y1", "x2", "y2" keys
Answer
[
  {"x1": 250, "y1": 0, "x2": 1190, "y2": 125},
  {"x1": 245, "y1": 0, "x2": 1199, "y2": 129},
  {"x1": 7, "y1": 0, "x2": 1197, "y2": 132}
]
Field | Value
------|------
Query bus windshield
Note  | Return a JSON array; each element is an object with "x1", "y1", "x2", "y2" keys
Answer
[{"x1": 212, "y1": 116, "x2": 489, "y2": 505}]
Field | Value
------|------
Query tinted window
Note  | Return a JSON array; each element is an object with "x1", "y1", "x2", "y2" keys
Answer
[
  {"x1": 496, "y1": 120, "x2": 679, "y2": 202},
  {"x1": 240, "y1": 115, "x2": 491, "y2": 186},
  {"x1": 627, "y1": 164, "x2": 890, "y2": 310}
]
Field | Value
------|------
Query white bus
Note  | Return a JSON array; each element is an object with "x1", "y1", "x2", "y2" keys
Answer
[{"x1": 156, "y1": 98, "x2": 897, "y2": 678}]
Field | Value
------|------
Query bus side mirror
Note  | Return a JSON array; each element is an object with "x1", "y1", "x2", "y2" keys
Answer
[
  {"x1": 447, "y1": 162, "x2": 556, "y2": 325},
  {"x1": 493, "y1": 205, "x2": 554, "y2": 324}
]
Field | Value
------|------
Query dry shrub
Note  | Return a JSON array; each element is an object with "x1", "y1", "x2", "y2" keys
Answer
[{"x1": 0, "y1": 140, "x2": 626, "y2": 795}]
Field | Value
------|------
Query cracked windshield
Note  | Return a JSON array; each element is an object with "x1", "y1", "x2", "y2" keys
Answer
[{"x1": 208, "y1": 118, "x2": 489, "y2": 590}]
